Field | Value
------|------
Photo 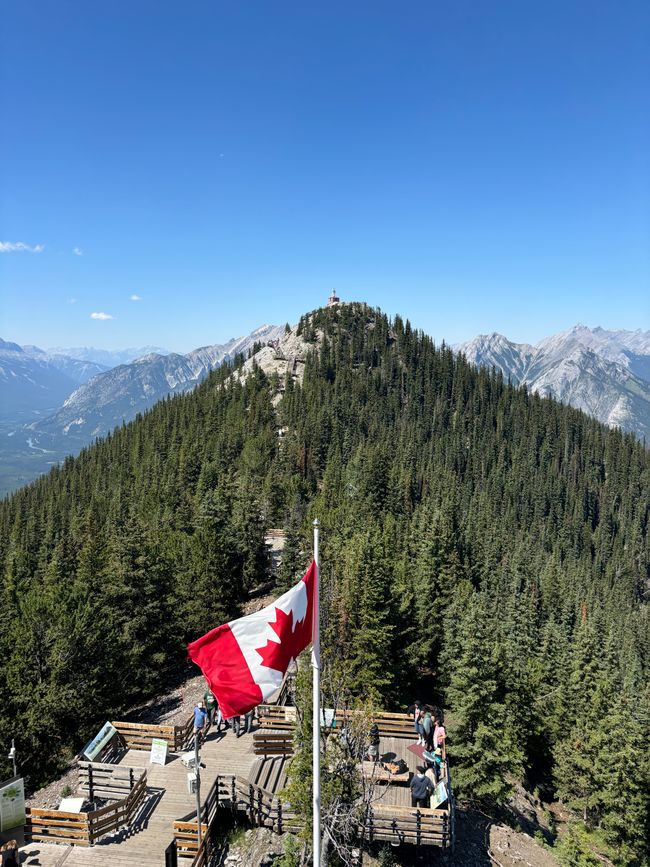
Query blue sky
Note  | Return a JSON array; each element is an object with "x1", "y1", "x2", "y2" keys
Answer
[{"x1": 2, "y1": 0, "x2": 649, "y2": 352}]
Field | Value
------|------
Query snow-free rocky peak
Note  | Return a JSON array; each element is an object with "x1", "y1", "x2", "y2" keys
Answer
[
  {"x1": 30, "y1": 324, "x2": 286, "y2": 441},
  {"x1": 457, "y1": 324, "x2": 650, "y2": 440}
]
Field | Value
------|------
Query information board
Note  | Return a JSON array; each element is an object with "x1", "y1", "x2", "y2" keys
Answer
[
  {"x1": 431, "y1": 780, "x2": 448, "y2": 810},
  {"x1": 82, "y1": 721, "x2": 118, "y2": 762},
  {"x1": 150, "y1": 738, "x2": 168, "y2": 766},
  {"x1": 0, "y1": 776, "x2": 25, "y2": 831},
  {"x1": 320, "y1": 708, "x2": 336, "y2": 728}
]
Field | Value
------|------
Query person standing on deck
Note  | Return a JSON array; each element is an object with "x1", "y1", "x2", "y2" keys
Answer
[
  {"x1": 407, "y1": 699, "x2": 424, "y2": 744},
  {"x1": 203, "y1": 687, "x2": 217, "y2": 726},
  {"x1": 433, "y1": 714, "x2": 446, "y2": 751},
  {"x1": 215, "y1": 698, "x2": 224, "y2": 732},
  {"x1": 410, "y1": 766, "x2": 434, "y2": 808},
  {"x1": 193, "y1": 701, "x2": 208, "y2": 741},
  {"x1": 243, "y1": 708, "x2": 255, "y2": 734},
  {"x1": 422, "y1": 707, "x2": 434, "y2": 751}
]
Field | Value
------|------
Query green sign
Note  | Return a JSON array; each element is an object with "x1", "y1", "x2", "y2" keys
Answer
[
  {"x1": 0, "y1": 776, "x2": 25, "y2": 831},
  {"x1": 82, "y1": 721, "x2": 118, "y2": 762}
]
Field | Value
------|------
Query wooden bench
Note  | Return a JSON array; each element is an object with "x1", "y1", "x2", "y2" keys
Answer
[{"x1": 361, "y1": 761, "x2": 410, "y2": 785}]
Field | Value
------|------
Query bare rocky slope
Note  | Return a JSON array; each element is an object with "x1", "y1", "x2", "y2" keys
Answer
[{"x1": 458, "y1": 324, "x2": 650, "y2": 440}]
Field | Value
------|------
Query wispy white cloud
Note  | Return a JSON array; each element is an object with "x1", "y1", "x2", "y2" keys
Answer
[
  {"x1": 73, "y1": 247, "x2": 83, "y2": 256},
  {"x1": 0, "y1": 241, "x2": 45, "y2": 253},
  {"x1": 90, "y1": 312, "x2": 114, "y2": 321},
  {"x1": 130, "y1": 294, "x2": 142, "y2": 301}
]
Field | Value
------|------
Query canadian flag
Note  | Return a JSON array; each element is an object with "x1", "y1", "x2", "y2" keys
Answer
[{"x1": 188, "y1": 561, "x2": 317, "y2": 719}]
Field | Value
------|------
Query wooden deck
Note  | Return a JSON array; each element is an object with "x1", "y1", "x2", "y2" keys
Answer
[
  {"x1": 17, "y1": 717, "x2": 452, "y2": 864},
  {"x1": 19, "y1": 725, "x2": 257, "y2": 867}
]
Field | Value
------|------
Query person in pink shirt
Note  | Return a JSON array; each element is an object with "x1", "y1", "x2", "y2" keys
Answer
[{"x1": 433, "y1": 714, "x2": 446, "y2": 751}]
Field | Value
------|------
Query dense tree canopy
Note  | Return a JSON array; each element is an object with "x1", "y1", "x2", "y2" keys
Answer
[{"x1": 1, "y1": 304, "x2": 648, "y2": 863}]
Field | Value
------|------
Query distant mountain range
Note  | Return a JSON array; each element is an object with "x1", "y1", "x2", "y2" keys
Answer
[
  {"x1": 1, "y1": 320, "x2": 648, "y2": 497},
  {"x1": 457, "y1": 325, "x2": 650, "y2": 440},
  {"x1": 0, "y1": 339, "x2": 107, "y2": 417},
  {"x1": 29, "y1": 325, "x2": 286, "y2": 442},
  {"x1": 46, "y1": 345, "x2": 173, "y2": 368}
]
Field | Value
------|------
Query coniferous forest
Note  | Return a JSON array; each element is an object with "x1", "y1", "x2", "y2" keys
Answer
[{"x1": 1, "y1": 304, "x2": 648, "y2": 863}]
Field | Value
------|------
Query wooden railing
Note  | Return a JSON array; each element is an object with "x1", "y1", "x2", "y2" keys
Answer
[
  {"x1": 365, "y1": 804, "x2": 451, "y2": 847},
  {"x1": 112, "y1": 717, "x2": 194, "y2": 752},
  {"x1": 26, "y1": 765, "x2": 147, "y2": 846},
  {"x1": 234, "y1": 777, "x2": 299, "y2": 834},
  {"x1": 257, "y1": 704, "x2": 295, "y2": 730},
  {"x1": 173, "y1": 774, "x2": 236, "y2": 859},
  {"x1": 253, "y1": 731, "x2": 294, "y2": 756},
  {"x1": 256, "y1": 705, "x2": 415, "y2": 738},
  {"x1": 112, "y1": 720, "x2": 174, "y2": 750},
  {"x1": 78, "y1": 761, "x2": 143, "y2": 800},
  {"x1": 173, "y1": 772, "x2": 298, "y2": 862},
  {"x1": 173, "y1": 715, "x2": 196, "y2": 751}
]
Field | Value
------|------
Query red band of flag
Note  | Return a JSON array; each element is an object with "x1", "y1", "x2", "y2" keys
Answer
[{"x1": 188, "y1": 561, "x2": 316, "y2": 719}]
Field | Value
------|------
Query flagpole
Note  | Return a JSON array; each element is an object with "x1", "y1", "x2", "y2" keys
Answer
[{"x1": 312, "y1": 518, "x2": 321, "y2": 867}]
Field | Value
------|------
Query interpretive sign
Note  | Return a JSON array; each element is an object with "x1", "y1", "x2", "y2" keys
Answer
[
  {"x1": 320, "y1": 708, "x2": 336, "y2": 728},
  {"x1": 150, "y1": 738, "x2": 168, "y2": 766},
  {"x1": 0, "y1": 776, "x2": 25, "y2": 831},
  {"x1": 431, "y1": 780, "x2": 448, "y2": 810},
  {"x1": 81, "y1": 721, "x2": 118, "y2": 761}
]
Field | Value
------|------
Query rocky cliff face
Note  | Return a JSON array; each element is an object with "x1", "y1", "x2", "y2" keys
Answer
[
  {"x1": 457, "y1": 325, "x2": 650, "y2": 440},
  {"x1": 30, "y1": 325, "x2": 286, "y2": 440}
]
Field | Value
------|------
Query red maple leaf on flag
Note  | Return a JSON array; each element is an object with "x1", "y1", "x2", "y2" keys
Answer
[{"x1": 256, "y1": 605, "x2": 312, "y2": 672}]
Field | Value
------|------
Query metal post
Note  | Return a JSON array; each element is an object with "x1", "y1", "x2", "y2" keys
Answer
[
  {"x1": 194, "y1": 733, "x2": 202, "y2": 847},
  {"x1": 312, "y1": 519, "x2": 321, "y2": 867}
]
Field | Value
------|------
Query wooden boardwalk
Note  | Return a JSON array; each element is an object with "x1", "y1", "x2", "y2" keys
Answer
[
  {"x1": 17, "y1": 717, "x2": 452, "y2": 864},
  {"x1": 19, "y1": 725, "x2": 257, "y2": 867}
]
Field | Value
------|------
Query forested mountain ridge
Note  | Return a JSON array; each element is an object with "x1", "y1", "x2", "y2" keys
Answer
[{"x1": 1, "y1": 303, "x2": 648, "y2": 863}]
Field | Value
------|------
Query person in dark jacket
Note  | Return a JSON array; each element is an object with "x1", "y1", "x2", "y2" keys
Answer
[{"x1": 409, "y1": 766, "x2": 434, "y2": 808}]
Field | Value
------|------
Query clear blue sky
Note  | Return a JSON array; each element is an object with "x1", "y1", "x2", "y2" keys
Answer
[{"x1": 2, "y1": 0, "x2": 649, "y2": 352}]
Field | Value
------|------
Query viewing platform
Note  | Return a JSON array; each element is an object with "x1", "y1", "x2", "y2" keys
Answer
[
  {"x1": 18, "y1": 696, "x2": 453, "y2": 866},
  {"x1": 20, "y1": 722, "x2": 257, "y2": 867}
]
